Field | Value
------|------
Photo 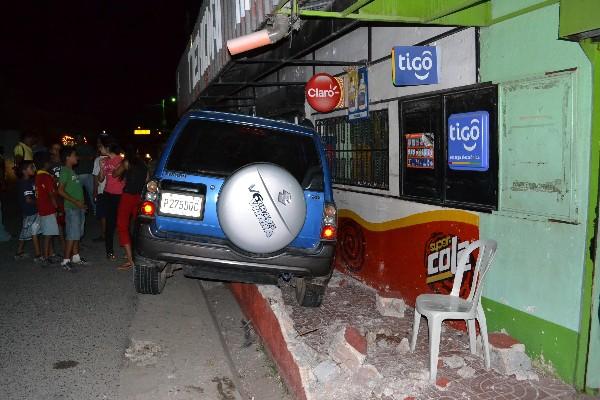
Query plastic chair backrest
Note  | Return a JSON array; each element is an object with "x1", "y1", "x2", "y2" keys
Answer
[{"x1": 449, "y1": 239, "x2": 498, "y2": 312}]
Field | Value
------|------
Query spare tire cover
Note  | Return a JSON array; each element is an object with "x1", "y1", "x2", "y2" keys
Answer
[{"x1": 217, "y1": 163, "x2": 307, "y2": 254}]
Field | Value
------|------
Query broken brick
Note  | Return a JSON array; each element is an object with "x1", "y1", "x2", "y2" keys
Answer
[
  {"x1": 436, "y1": 376, "x2": 451, "y2": 388},
  {"x1": 345, "y1": 326, "x2": 367, "y2": 355},
  {"x1": 489, "y1": 332, "x2": 520, "y2": 349}
]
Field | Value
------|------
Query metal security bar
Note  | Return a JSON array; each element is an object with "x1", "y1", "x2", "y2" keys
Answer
[{"x1": 316, "y1": 110, "x2": 389, "y2": 190}]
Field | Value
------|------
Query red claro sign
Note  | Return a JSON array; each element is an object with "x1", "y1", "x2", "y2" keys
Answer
[{"x1": 306, "y1": 73, "x2": 341, "y2": 113}]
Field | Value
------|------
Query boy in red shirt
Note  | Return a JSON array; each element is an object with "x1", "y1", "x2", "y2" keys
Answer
[{"x1": 34, "y1": 152, "x2": 61, "y2": 264}]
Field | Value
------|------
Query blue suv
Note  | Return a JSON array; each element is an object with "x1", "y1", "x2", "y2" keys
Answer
[{"x1": 134, "y1": 111, "x2": 337, "y2": 306}]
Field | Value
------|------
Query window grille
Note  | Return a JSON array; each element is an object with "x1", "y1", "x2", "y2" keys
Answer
[{"x1": 316, "y1": 110, "x2": 389, "y2": 190}]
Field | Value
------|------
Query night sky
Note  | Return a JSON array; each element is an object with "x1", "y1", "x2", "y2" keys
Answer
[{"x1": 0, "y1": 0, "x2": 201, "y2": 139}]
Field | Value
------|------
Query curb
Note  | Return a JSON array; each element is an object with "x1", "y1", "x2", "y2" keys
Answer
[{"x1": 230, "y1": 282, "x2": 309, "y2": 400}]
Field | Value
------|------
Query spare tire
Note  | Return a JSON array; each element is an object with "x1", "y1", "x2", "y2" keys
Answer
[{"x1": 217, "y1": 163, "x2": 307, "y2": 254}]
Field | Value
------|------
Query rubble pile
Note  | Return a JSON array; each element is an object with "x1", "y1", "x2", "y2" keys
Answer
[{"x1": 251, "y1": 271, "x2": 564, "y2": 399}]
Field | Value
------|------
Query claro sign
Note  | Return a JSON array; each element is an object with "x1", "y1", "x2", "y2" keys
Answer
[{"x1": 305, "y1": 73, "x2": 342, "y2": 113}]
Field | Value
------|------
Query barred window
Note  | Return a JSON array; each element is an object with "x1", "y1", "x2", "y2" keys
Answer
[{"x1": 316, "y1": 110, "x2": 389, "y2": 190}]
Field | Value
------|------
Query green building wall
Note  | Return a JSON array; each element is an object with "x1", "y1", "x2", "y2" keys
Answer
[{"x1": 478, "y1": 2, "x2": 593, "y2": 384}]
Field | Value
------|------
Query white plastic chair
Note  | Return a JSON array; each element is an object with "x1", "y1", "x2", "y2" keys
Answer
[{"x1": 410, "y1": 239, "x2": 498, "y2": 381}]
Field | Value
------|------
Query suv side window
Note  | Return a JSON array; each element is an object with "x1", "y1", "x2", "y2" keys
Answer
[{"x1": 166, "y1": 119, "x2": 323, "y2": 191}]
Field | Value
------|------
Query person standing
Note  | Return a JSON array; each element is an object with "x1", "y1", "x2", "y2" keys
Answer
[
  {"x1": 48, "y1": 143, "x2": 63, "y2": 179},
  {"x1": 114, "y1": 146, "x2": 148, "y2": 270},
  {"x1": 92, "y1": 135, "x2": 110, "y2": 242},
  {"x1": 57, "y1": 146, "x2": 88, "y2": 270},
  {"x1": 98, "y1": 143, "x2": 124, "y2": 260},
  {"x1": 14, "y1": 132, "x2": 35, "y2": 166},
  {"x1": 74, "y1": 135, "x2": 95, "y2": 215},
  {"x1": 48, "y1": 142, "x2": 65, "y2": 248},
  {"x1": 34, "y1": 152, "x2": 61, "y2": 265},
  {"x1": 15, "y1": 161, "x2": 42, "y2": 261}
]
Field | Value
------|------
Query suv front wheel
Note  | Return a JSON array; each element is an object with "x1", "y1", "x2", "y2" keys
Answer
[{"x1": 294, "y1": 277, "x2": 327, "y2": 307}]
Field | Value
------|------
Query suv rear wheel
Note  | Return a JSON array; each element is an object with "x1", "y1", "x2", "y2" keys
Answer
[
  {"x1": 294, "y1": 277, "x2": 327, "y2": 307},
  {"x1": 134, "y1": 263, "x2": 167, "y2": 295}
]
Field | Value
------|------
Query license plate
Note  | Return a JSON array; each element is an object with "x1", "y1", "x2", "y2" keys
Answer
[{"x1": 159, "y1": 192, "x2": 203, "y2": 218}]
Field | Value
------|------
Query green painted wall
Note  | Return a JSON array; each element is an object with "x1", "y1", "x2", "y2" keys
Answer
[
  {"x1": 482, "y1": 298, "x2": 578, "y2": 380},
  {"x1": 479, "y1": 3, "x2": 593, "y2": 383}
]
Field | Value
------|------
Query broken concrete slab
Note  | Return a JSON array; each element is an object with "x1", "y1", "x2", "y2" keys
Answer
[
  {"x1": 124, "y1": 339, "x2": 162, "y2": 367},
  {"x1": 353, "y1": 363, "x2": 383, "y2": 389},
  {"x1": 477, "y1": 333, "x2": 539, "y2": 381},
  {"x1": 312, "y1": 360, "x2": 340, "y2": 383},
  {"x1": 396, "y1": 338, "x2": 410, "y2": 354},
  {"x1": 330, "y1": 327, "x2": 367, "y2": 371},
  {"x1": 441, "y1": 355, "x2": 465, "y2": 369},
  {"x1": 375, "y1": 294, "x2": 406, "y2": 319},
  {"x1": 457, "y1": 365, "x2": 476, "y2": 379}
]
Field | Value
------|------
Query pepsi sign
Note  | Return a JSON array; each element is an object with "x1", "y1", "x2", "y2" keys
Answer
[
  {"x1": 392, "y1": 46, "x2": 438, "y2": 86},
  {"x1": 447, "y1": 111, "x2": 489, "y2": 172}
]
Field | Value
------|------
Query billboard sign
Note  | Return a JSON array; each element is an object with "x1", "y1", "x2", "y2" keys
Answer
[
  {"x1": 392, "y1": 46, "x2": 439, "y2": 86},
  {"x1": 447, "y1": 111, "x2": 489, "y2": 171},
  {"x1": 176, "y1": 0, "x2": 280, "y2": 112},
  {"x1": 347, "y1": 67, "x2": 369, "y2": 120}
]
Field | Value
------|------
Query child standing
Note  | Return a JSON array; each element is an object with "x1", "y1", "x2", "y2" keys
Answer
[
  {"x1": 57, "y1": 146, "x2": 87, "y2": 270},
  {"x1": 15, "y1": 161, "x2": 42, "y2": 261},
  {"x1": 34, "y1": 152, "x2": 61, "y2": 265}
]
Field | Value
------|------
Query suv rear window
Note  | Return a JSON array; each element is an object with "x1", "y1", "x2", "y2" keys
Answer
[{"x1": 166, "y1": 119, "x2": 323, "y2": 190}]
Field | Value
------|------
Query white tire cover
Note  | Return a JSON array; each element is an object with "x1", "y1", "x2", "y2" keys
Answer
[{"x1": 217, "y1": 163, "x2": 307, "y2": 253}]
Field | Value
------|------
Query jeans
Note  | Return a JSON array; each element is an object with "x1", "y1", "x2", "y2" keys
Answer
[
  {"x1": 77, "y1": 173, "x2": 95, "y2": 214},
  {"x1": 65, "y1": 208, "x2": 85, "y2": 241},
  {"x1": 104, "y1": 192, "x2": 121, "y2": 255}
]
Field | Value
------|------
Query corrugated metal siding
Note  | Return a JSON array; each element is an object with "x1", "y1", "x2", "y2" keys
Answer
[{"x1": 176, "y1": 0, "x2": 280, "y2": 113}]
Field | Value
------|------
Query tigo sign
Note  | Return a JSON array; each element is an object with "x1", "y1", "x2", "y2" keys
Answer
[
  {"x1": 392, "y1": 46, "x2": 438, "y2": 86},
  {"x1": 306, "y1": 73, "x2": 342, "y2": 113},
  {"x1": 448, "y1": 111, "x2": 489, "y2": 171}
]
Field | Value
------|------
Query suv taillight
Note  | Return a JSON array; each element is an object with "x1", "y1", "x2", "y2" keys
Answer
[
  {"x1": 140, "y1": 201, "x2": 156, "y2": 216},
  {"x1": 321, "y1": 202, "x2": 337, "y2": 240},
  {"x1": 139, "y1": 180, "x2": 159, "y2": 218}
]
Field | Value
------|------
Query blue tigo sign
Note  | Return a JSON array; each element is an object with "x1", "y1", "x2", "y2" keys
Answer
[
  {"x1": 448, "y1": 111, "x2": 489, "y2": 172},
  {"x1": 392, "y1": 46, "x2": 438, "y2": 86}
]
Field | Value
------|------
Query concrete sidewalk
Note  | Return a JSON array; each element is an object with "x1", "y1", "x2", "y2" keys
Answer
[
  {"x1": 231, "y1": 271, "x2": 598, "y2": 400},
  {"x1": 118, "y1": 274, "x2": 243, "y2": 400}
]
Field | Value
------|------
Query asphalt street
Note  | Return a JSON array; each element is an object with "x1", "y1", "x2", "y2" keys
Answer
[
  {"x1": 0, "y1": 191, "x2": 289, "y2": 400},
  {"x1": 0, "y1": 215, "x2": 136, "y2": 399}
]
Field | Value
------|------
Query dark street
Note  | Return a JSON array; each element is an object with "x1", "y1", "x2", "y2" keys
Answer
[{"x1": 0, "y1": 191, "x2": 290, "y2": 400}]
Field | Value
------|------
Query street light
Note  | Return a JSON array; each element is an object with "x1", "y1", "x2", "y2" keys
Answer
[{"x1": 161, "y1": 97, "x2": 177, "y2": 128}]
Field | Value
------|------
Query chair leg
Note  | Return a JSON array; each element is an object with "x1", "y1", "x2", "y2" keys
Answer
[
  {"x1": 467, "y1": 319, "x2": 477, "y2": 355},
  {"x1": 428, "y1": 316, "x2": 442, "y2": 381},
  {"x1": 411, "y1": 309, "x2": 421, "y2": 352},
  {"x1": 477, "y1": 303, "x2": 491, "y2": 369}
]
